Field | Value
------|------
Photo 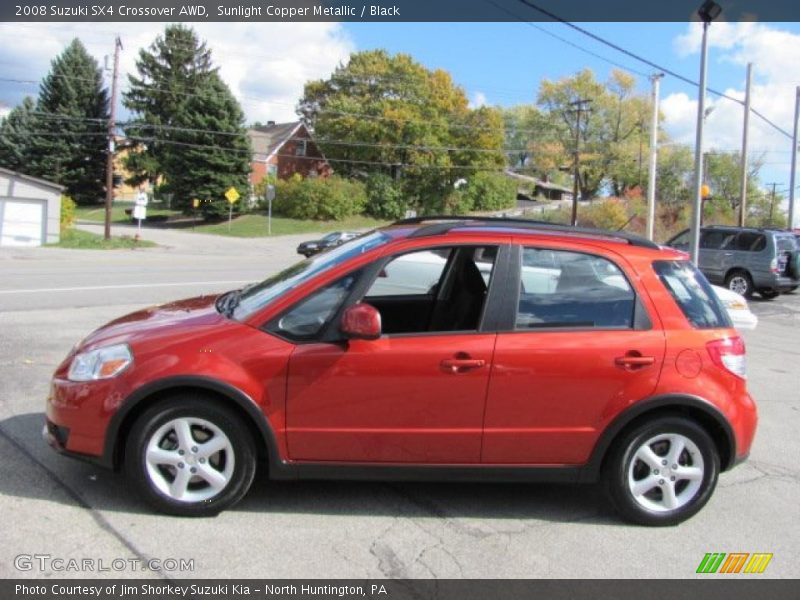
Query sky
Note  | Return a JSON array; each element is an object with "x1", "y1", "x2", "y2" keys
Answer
[{"x1": 0, "y1": 19, "x2": 799, "y2": 210}]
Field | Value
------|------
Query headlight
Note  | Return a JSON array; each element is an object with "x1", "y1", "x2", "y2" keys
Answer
[
  {"x1": 723, "y1": 298, "x2": 749, "y2": 311},
  {"x1": 67, "y1": 344, "x2": 133, "y2": 381}
]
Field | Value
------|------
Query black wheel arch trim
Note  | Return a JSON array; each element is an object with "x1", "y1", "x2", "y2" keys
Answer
[
  {"x1": 579, "y1": 393, "x2": 737, "y2": 482},
  {"x1": 102, "y1": 375, "x2": 284, "y2": 474}
]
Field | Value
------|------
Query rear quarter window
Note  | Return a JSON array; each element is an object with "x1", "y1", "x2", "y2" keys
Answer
[{"x1": 653, "y1": 260, "x2": 732, "y2": 329}]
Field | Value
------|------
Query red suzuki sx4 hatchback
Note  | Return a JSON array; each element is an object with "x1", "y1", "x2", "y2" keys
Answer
[{"x1": 45, "y1": 218, "x2": 757, "y2": 525}]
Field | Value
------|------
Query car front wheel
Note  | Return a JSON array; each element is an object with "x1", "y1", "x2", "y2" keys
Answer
[
  {"x1": 604, "y1": 416, "x2": 719, "y2": 526},
  {"x1": 125, "y1": 395, "x2": 257, "y2": 516}
]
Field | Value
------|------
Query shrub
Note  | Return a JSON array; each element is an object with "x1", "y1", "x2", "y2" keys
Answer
[
  {"x1": 580, "y1": 198, "x2": 630, "y2": 230},
  {"x1": 60, "y1": 195, "x2": 76, "y2": 231},
  {"x1": 462, "y1": 171, "x2": 516, "y2": 211},
  {"x1": 365, "y1": 173, "x2": 406, "y2": 219},
  {"x1": 273, "y1": 175, "x2": 367, "y2": 220}
]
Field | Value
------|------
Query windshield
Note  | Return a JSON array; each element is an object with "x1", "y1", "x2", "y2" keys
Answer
[
  {"x1": 231, "y1": 231, "x2": 390, "y2": 321},
  {"x1": 321, "y1": 232, "x2": 341, "y2": 242}
]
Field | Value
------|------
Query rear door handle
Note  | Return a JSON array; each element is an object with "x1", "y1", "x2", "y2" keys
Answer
[
  {"x1": 441, "y1": 358, "x2": 486, "y2": 374},
  {"x1": 615, "y1": 355, "x2": 655, "y2": 370}
]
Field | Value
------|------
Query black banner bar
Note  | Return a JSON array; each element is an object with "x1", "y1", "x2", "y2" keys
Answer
[{"x1": 2, "y1": 0, "x2": 800, "y2": 23}]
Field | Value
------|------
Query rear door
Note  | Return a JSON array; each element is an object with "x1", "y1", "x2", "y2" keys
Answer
[
  {"x1": 483, "y1": 244, "x2": 666, "y2": 465},
  {"x1": 699, "y1": 229, "x2": 736, "y2": 284}
]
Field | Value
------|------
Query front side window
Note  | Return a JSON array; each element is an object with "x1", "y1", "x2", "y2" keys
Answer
[
  {"x1": 700, "y1": 230, "x2": 735, "y2": 250},
  {"x1": 516, "y1": 249, "x2": 635, "y2": 329},
  {"x1": 653, "y1": 260, "x2": 732, "y2": 329},
  {"x1": 363, "y1": 246, "x2": 497, "y2": 334},
  {"x1": 269, "y1": 272, "x2": 360, "y2": 341}
]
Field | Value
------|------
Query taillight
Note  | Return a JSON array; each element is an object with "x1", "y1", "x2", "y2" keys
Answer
[
  {"x1": 769, "y1": 258, "x2": 779, "y2": 273},
  {"x1": 707, "y1": 336, "x2": 746, "y2": 379}
]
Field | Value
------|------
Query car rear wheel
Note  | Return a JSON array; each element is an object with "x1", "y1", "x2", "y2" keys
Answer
[
  {"x1": 725, "y1": 270, "x2": 753, "y2": 298},
  {"x1": 125, "y1": 395, "x2": 257, "y2": 516},
  {"x1": 604, "y1": 416, "x2": 719, "y2": 526}
]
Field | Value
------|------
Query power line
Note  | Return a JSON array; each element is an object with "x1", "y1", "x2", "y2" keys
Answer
[
  {"x1": 482, "y1": 0, "x2": 649, "y2": 78},
  {"x1": 512, "y1": 0, "x2": 794, "y2": 140}
]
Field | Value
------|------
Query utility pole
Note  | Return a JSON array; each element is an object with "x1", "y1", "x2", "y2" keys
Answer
[
  {"x1": 646, "y1": 73, "x2": 663, "y2": 241},
  {"x1": 789, "y1": 86, "x2": 799, "y2": 231},
  {"x1": 738, "y1": 63, "x2": 753, "y2": 227},
  {"x1": 568, "y1": 98, "x2": 591, "y2": 226},
  {"x1": 690, "y1": 18, "x2": 711, "y2": 265},
  {"x1": 765, "y1": 182, "x2": 778, "y2": 226},
  {"x1": 104, "y1": 36, "x2": 122, "y2": 241}
]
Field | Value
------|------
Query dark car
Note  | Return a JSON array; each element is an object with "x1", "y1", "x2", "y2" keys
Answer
[
  {"x1": 297, "y1": 231, "x2": 359, "y2": 257},
  {"x1": 666, "y1": 226, "x2": 800, "y2": 298},
  {"x1": 46, "y1": 216, "x2": 757, "y2": 525}
]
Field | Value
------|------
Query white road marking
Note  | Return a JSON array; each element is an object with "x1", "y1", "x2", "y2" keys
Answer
[{"x1": 0, "y1": 280, "x2": 250, "y2": 294}]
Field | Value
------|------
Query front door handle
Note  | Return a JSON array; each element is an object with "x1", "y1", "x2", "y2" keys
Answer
[
  {"x1": 441, "y1": 357, "x2": 486, "y2": 374},
  {"x1": 615, "y1": 354, "x2": 655, "y2": 370}
]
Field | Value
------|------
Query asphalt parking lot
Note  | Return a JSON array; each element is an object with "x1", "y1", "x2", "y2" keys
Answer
[{"x1": 0, "y1": 227, "x2": 798, "y2": 579}]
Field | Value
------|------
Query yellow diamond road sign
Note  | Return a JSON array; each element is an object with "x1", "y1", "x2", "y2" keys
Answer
[{"x1": 225, "y1": 187, "x2": 240, "y2": 204}]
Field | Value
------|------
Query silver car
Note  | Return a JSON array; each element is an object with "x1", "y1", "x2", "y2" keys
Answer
[{"x1": 666, "y1": 226, "x2": 800, "y2": 299}]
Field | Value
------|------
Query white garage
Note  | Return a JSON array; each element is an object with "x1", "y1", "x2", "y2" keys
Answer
[{"x1": 0, "y1": 167, "x2": 63, "y2": 247}]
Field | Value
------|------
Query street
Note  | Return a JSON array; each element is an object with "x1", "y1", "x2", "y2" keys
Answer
[{"x1": 0, "y1": 226, "x2": 798, "y2": 579}]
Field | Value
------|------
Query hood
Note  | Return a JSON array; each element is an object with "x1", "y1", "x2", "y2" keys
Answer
[{"x1": 77, "y1": 294, "x2": 226, "y2": 351}]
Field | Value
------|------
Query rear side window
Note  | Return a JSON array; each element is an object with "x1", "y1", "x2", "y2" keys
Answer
[
  {"x1": 516, "y1": 249, "x2": 635, "y2": 329},
  {"x1": 736, "y1": 232, "x2": 766, "y2": 252},
  {"x1": 653, "y1": 261, "x2": 732, "y2": 329}
]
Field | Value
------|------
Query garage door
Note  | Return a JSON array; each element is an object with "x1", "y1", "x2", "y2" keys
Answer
[{"x1": 0, "y1": 198, "x2": 45, "y2": 247}]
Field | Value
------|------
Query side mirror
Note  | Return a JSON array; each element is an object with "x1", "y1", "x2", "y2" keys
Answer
[{"x1": 341, "y1": 303, "x2": 381, "y2": 340}]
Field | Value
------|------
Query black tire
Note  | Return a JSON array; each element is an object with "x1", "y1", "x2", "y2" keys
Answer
[
  {"x1": 603, "y1": 416, "x2": 719, "y2": 526},
  {"x1": 788, "y1": 286, "x2": 799, "y2": 294},
  {"x1": 724, "y1": 270, "x2": 754, "y2": 298},
  {"x1": 759, "y1": 289, "x2": 780, "y2": 299},
  {"x1": 125, "y1": 395, "x2": 257, "y2": 517}
]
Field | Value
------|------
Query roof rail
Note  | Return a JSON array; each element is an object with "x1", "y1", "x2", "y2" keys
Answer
[{"x1": 394, "y1": 215, "x2": 660, "y2": 250}]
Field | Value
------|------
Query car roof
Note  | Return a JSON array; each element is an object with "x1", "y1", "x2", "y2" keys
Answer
[{"x1": 382, "y1": 216, "x2": 664, "y2": 252}]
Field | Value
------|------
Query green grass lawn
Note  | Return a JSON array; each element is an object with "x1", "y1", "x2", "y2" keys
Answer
[
  {"x1": 47, "y1": 228, "x2": 157, "y2": 250},
  {"x1": 75, "y1": 202, "x2": 182, "y2": 224},
  {"x1": 193, "y1": 214, "x2": 389, "y2": 237}
]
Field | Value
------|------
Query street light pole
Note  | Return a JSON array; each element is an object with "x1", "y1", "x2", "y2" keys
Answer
[
  {"x1": 646, "y1": 73, "x2": 663, "y2": 241},
  {"x1": 689, "y1": 8, "x2": 717, "y2": 264},
  {"x1": 789, "y1": 86, "x2": 799, "y2": 230},
  {"x1": 738, "y1": 63, "x2": 753, "y2": 227}
]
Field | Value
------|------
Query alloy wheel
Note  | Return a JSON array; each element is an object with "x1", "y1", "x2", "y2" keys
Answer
[
  {"x1": 144, "y1": 417, "x2": 235, "y2": 503},
  {"x1": 627, "y1": 433, "x2": 704, "y2": 513}
]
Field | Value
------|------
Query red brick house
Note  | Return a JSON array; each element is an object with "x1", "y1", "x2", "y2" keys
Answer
[{"x1": 248, "y1": 121, "x2": 332, "y2": 187}]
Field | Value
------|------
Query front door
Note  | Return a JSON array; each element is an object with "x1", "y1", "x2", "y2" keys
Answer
[{"x1": 284, "y1": 244, "x2": 502, "y2": 463}]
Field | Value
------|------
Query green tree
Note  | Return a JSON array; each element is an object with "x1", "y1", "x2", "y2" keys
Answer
[
  {"x1": 502, "y1": 104, "x2": 568, "y2": 183},
  {"x1": 162, "y1": 72, "x2": 251, "y2": 218},
  {"x1": 30, "y1": 39, "x2": 109, "y2": 204},
  {"x1": 705, "y1": 151, "x2": 764, "y2": 213},
  {"x1": 655, "y1": 145, "x2": 694, "y2": 206},
  {"x1": 536, "y1": 69, "x2": 652, "y2": 200},
  {"x1": 0, "y1": 97, "x2": 37, "y2": 171},
  {"x1": 123, "y1": 25, "x2": 216, "y2": 192},
  {"x1": 298, "y1": 50, "x2": 505, "y2": 213}
]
